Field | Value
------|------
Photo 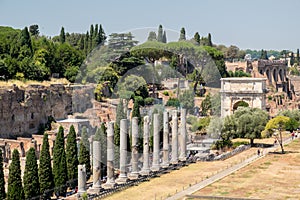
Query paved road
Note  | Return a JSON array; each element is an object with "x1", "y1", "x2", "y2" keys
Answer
[{"x1": 166, "y1": 137, "x2": 293, "y2": 200}]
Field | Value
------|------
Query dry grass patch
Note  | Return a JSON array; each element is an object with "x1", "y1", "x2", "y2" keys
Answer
[{"x1": 193, "y1": 139, "x2": 300, "y2": 200}]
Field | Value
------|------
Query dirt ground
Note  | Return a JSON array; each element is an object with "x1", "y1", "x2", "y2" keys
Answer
[{"x1": 192, "y1": 138, "x2": 300, "y2": 200}]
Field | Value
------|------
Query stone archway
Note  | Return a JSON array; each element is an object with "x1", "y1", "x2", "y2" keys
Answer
[
  {"x1": 233, "y1": 101, "x2": 249, "y2": 111},
  {"x1": 221, "y1": 78, "x2": 267, "y2": 117}
]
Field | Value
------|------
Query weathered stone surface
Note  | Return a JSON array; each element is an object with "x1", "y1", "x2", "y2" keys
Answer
[
  {"x1": 128, "y1": 117, "x2": 139, "y2": 179},
  {"x1": 103, "y1": 121, "x2": 115, "y2": 189},
  {"x1": 162, "y1": 111, "x2": 169, "y2": 168},
  {"x1": 77, "y1": 164, "x2": 87, "y2": 195},
  {"x1": 220, "y1": 78, "x2": 267, "y2": 117},
  {"x1": 116, "y1": 119, "x2": 128, "y2": 184},
  {"x1": 151, "y1": 113, "x2": 160, "y2": 171},
  {"x1": 171, "y1": 110, "x2": 179, "y2": 165},
  {"x1": 140, "y1": 116, "x2": 150, "y2": 176},
  {"x1": 91, "y1": 141, "x2": 101, "y2": 192},
  {"x1": 179, "y1": 108, "x2": 187, "y2": 161}
]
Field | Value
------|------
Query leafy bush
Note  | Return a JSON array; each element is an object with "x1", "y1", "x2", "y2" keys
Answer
[
  {"x1": 162, "y1": 91, "x2": 169, "y2": 96},
  {"x1": 144, "y1": 97, "x2": 154, "y2": 105},
  {"x1": 232, "y1": 141, "x2": 249, "y2": 148},
  {"x1": 166, "y1": 98, "x2": 180, "y2": 108},
  {"x1": 134, "y1": 96, "x2": 144, "y2": 106},
  {"x1": 190, "y1": 117, "x2": 210, "y2": 132}
]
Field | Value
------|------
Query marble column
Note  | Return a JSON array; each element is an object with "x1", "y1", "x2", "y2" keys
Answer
[
  {"x1": 103, "y1": 122, "x2": 116, "y2": 189},
  {"x1": 77, "y1": 164, "x2": 87, "y2": 196},
  {"x1": 128, "y1": 117, "x2": 139, "y2": 179},
  {"x1": 89, "y1": 135, "x2": 94, "y2": 168},
  {"x1": 151, "y1": 113, "x2": 160, "y2": 171},
  {"x1": 162, "y1": 111, "x2": 170, "y2": 168},
  {"x1": 171, "y1": 110, "x2": 179, "y2": 164},
  {"x1": 140, "y1": 116, "x2": 150, "y2": 176},
  {"x1": 90, "y1": 141, "x2": 101, "y2": 193},
  {"x1": 116, "y1": 119, "x2": 128, "y2": 184},
  {"x1": 179, "y1": 108, "x2": 187, "y2": 161}
]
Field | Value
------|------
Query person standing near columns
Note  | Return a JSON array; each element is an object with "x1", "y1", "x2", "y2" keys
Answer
[
  {"x1": 151, "y1": 113, "x2": 161, "y2": 171},
  {"x1": 128, "y1": 117, "x2": 140, "y2": 179},
  {"x1": 171, "y1": 110, "x2": 179, "y2": 164},
  {"x1": 162, "y1": 111, "x2": 170, "y2": 168},
  {"x1": 179, "y1": 108, "x2": 187, "y2": 161},
  {"x1": 140, "y1": 116, "x2": 150, "y2": 176},
  {"x1": 103, "y1": 122, "x2": 116, "y2": 189},
  {"x1": 116, "y1": 119, "x2": 128, "y2": 184}
]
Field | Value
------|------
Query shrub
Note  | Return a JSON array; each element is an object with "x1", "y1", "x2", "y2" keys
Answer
[
  {"x1": 166, "y1": 98, "x2": 180, "y2": 108},
  {"x1": 144, "y1": 97, "x2": 154, "y2": 105},
  {"x1": 232, "y1": 141, "x2": 249, "y2": 148},
  {"x1": 162, "y1": 91, "x2": 169, "y2": 96}
]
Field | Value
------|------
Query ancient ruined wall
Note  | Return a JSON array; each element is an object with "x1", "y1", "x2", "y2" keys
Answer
[{"x1": 0, "y1": 84, "x2": 94, "y2": 139}]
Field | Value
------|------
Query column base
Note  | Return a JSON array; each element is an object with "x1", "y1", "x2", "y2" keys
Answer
[
  {"x1": 88, "y1": 186, "x2": 101, "y2": 194},
  {"x1": 128, "y1": 172, "x2": 139, "y2": 180},
  {"x1": 103, "y1": 180, "x2": 116, "y2": 189},
  {"x1": 161, "y1": 162, "x2": 170, "y2": 168},
  {"x1": 140, "y1": 169, "x2": 150, "y2": 176},
  {"x1": 116, "y1": 174, "x2": 128, "y2": 184},
  {"x1": 150, "y1": 165, "x2": 161, "y2": 172},
  {"x1": 170, "y1": 160, "x2": 178, "y2": 165},
  {"x1": 179, "y1": 157, "x2": 187, "y2": 162}
]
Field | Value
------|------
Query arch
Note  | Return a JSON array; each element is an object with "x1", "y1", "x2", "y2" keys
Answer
[
  {"x1": 233, "y1": 101, "x2": 249, "y2": 111},
  {"x1": 273, "y1": 69, "x2": 277, "y2": 82},
  {"x1": 279, "y1": 68, "x2": 284, "y2": 82},
  {"x1": 266, "y1": 69, "x2": 270, "y2": 81}
]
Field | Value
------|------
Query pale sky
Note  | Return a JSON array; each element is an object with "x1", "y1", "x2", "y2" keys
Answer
[{"x1": 1, "y1": 0, "x2": 299, "y2": 50}]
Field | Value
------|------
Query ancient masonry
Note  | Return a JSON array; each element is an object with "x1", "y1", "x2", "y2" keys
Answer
[
  {"x1": 79, "y1": 109, "x2": 188, "y2": 197},
  {"x1": 220, "y1": 78, "x2": 267, "y2": 117}
]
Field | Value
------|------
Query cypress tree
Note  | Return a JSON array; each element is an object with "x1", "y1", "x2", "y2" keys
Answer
[
  {"x1": 290, "y1": 52, "x2": 295, "y2": 66},
  {"x1": 60, "y1": 27, "x2": 66, "y2": 44},
  {"x1": 98, "y1": 24, "x2": 106, "y2": 45},
  {"x1": 147, "y1": 31, "x2": 157, "y2": 41},
  {"x1": 89, "y1": 24, "x2": 94, "y2": 51},
  {"x1": 84, "y1": 31, "x2": 89, "y2": 55},
  {"x1": 39, "y1": 133, "x2": 54, "y2": 200},
  {"x1": 132, "y1": 99, "x2": 141, "y2": 124},
  {"x1": 78, "y1": 140, "x2": 91, "y2": 180},
  {"x1": 114, "y1": 99, "x2": 126, "y2": 146},
  {"x1": 66, "y1": 125, "x2": 78, "y2": 188},
  {"x1": 297, "y1": 48, "x2": 300, "y2": 63},
  {"x1": 0, "y1": 149, "x2": 5, "y2": 200},
  {"x1": 162, "y1": 31, "x2": 167, "y2": 43},
  {"x1": 208, "y1": 33, "x2": 213, "y2": 47},
  {"x1": 53, "y1": 126, "x2": 67, "y2": 196},
  {"x1": 23, "y1": 147, "x2": 40, "y2": 199},
  {"x1": 179, "y1": 27, "x2": 186, "y2": 41},
  {"x1": 157, "y1": 25, "x2": 164, "y2": 42},
  {"x1": 7, "y1": 149, "x2": 24, "y2": 200},
  {"x1": 194, "y1": 32, "x2": 200, "y2": 45},
  {"x1": 19, "y1": 26, "x2": 33, "y2": 55}
]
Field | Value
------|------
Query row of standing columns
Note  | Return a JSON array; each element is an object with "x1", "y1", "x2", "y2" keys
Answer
[{"x1": 78, "y1": 109, "x2": 187, "y2": 195}]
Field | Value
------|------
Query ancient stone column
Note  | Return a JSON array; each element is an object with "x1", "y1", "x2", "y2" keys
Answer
[
  {"x1": 179, "y1": 108, "x2": 187, "y2": 161},
  {"x1": 162, "y1": 111, "x2": 170, "y2": 168},
  {"x1": 90, "y1": 140, "x2": 101, "y2": 193},
  {"x1": 89, "y1": 135, "x2": 94, "y2": 168},
  {"x1": 128, "y1": 117, "x2": 139, "y2": 179},
  {"x1": 116, "y1": 119, "x2": 128, "y2": 184},
  {"x1": 103, "y1": 122, "x2": 116, "y2": 189},
  {"x1": 140, "y1": 116, "x2": 150, "y2": 176},
  {"x1": 151, "y1": 113, "x2": 160, "y2": 171},
  {"x1": 171, "y1": 110, "x2": 179, "y2": 164},
  {"x1": 77, "y1": 164, "x2": 87, "y2": 196}
]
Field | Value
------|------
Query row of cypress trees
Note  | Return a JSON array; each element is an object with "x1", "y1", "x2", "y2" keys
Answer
[{"x1": 0, "y1": 124, "x2": 96, "y2": 199}]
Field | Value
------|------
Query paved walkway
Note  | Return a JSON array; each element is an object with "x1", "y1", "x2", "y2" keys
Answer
[{"x1": 166, "y1": 137, "x2": 293, "y2": 200}]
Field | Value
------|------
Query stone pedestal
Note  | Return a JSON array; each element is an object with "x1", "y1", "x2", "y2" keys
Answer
[
  {"x1": 116, "y1": 119, "x2": 128, "y2": 184},
  {"x1": 140, "y1": 116, "x2": 150, "y2": 176},
  {"x1": 151, "y1": 113, "x2": 160, "y2": 171},
  {"x1": 162, "y1": 111, "x2": 170, "y2": 168},
  {"x1": 128, "y1": 117, "x2": 139, "y2": 180},
  {"x1": 179, "y1": 108, "x2": 187, "y2": 161},
  {"x1": 103, "y1": 122, "x2": 116, "y2": 189},
  {"x1": 77, "y1": 164, "x2": 87, "y2": 195},
  {"x1": 90, "y1": 141, "x2": 101, "y2": 193},
  {"x1": 171, "y1": 110, "x2": 178, "y2": 165}
]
